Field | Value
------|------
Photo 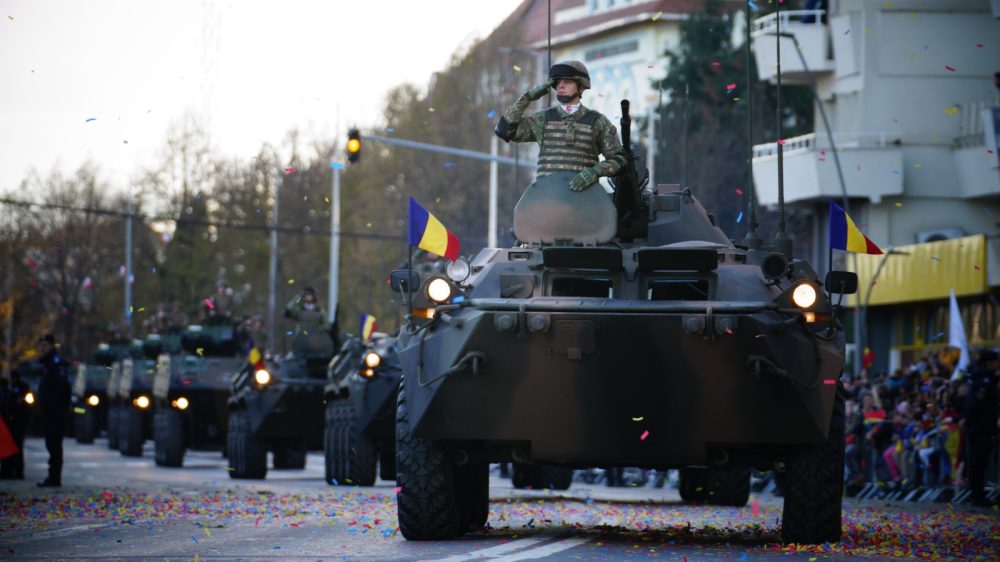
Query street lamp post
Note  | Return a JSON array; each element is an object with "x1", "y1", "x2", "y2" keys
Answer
[{"x1": 860, "y1": 248, "x2": 910, "y2": 369}]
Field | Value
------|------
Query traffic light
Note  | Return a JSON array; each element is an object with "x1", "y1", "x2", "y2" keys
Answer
[{"x1": 347, "y1": 128, "x2": 361, "y2": 163}]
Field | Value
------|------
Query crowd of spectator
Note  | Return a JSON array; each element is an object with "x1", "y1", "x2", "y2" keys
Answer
[{"x1": 842, "y1": 349, "x2": 999, "y2": 506}]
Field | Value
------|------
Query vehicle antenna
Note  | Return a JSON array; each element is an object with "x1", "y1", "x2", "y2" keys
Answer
[
  {"x1": 773, "y1": 3, "x2": 792, "y2": 257},
  {"x1": 743, "y1": 1, "x2": 762, "y2": 250}
]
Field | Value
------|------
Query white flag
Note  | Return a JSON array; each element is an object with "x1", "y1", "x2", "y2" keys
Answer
[{"x1": 948, "y1": 288, "x2": 970, "y2": 380}]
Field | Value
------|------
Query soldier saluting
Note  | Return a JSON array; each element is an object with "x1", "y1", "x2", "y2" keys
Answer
[{"x1": 494, "y1": 61, "x2": 626, "y2": 192}]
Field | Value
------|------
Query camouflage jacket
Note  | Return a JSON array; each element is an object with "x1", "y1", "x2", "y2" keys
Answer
[{"x1": 499, "y1": 93, "x2": 626, "y2": 178}]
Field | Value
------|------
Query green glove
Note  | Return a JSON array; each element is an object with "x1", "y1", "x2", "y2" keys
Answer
[
  {"x1": 526, "y1": 79, "x2": 554, "y2": 101},
  {"x1": 569, "y1": 166, "x2": 600, "y2": 191}
]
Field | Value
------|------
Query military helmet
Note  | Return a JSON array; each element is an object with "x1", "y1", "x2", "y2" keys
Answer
[{"x1": 549, "y1": 61, "x2": 590, "y2": 91}]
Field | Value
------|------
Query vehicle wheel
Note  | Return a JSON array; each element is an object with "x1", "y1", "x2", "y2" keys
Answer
[
  {"x1": 227, "y1": 410, "x2": 267, "y2": 479},
  {"x1": 326, "y1": 399, "x2": 376, "y2": 485},
  {"x1": 119, "y1": 407, "x2": 144, "y2": 457},
  {"x1": 379, "y1": 440, "x2": 396, "y2": 482},
  {"x1": 396, "y1": 376, "x2": 462, "y2": 540},
  {"x1": 679, "y1": 467, "x2": 709, "y2": 503},
  {"x1": 324, "y1": 400, "x2": 339, "y2": 484},
  {"x1": 106, "y1": 405, "x2": 120, "y2": 449},
  {"x1": 273, "y1": 447, "x2": 307, "y2": 469},
  {"x1": 154, "y1": 409, "x2": 185, "y2": 467},
  {"x1": 706, "y1": 467, "x2": 751, "y2": 507},
  {"x1": 781, "y1": 384, "x2": 845, "y2": 544},
  {"x1": 75, "y1": 407, "x2": 96, "y2": 444},
  {"x1": 511, "y1": 463, "x2": 572, "y2": 490},
  {"x1": 458, "y1": 462, "x2": 490, "y2": 530}
]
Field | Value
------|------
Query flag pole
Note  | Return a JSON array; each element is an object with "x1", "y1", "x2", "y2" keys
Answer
[{"x1": 407, "y1": 245, "x2": 414, "y2": 330}]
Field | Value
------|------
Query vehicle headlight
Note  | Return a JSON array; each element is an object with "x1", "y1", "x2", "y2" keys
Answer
[
  {"x1": 134, "y1": 395, "x2": 151, "y2": 409},
  {"x1": 172, "y1": 396, "x2": 189, "y2": 410},
  {"x1": 87, "y1": 395, "x2": 100, "y2": 407},
  {"x1": 361, "y1": 368, "x2": 376, "y2": 379},
  {"x1": 24, "y1": 391, "x2": 35, "y2": 405},
  {"x1": 446, "y1": 258, "x2": 471, "y2": 283},
  {"x1": 254, "y1": 369, "x2": 271, "y2": 386},
  {"x1": 792, "y1": 283, "x2": 818, "y2": 309},
  {"x1": 426, "y1": 277, "x2": 452, "y2": 304},
  {"x1": 364, "y1": 351, "x2": 382, "y2": 369}
]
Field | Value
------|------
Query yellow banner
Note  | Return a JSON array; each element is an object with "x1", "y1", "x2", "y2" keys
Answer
[{"x1": 847, "y1": 234, "x2": 986, "y2": 307}]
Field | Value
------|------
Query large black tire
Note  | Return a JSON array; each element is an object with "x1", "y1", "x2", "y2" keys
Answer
[
  {"x1": 227, "y1": 410, "x2": 267, "y2": 479},
  {"x1": 153, "y1": 409, "x2": 185, "y2": 467},
  {"x1": 679, "y1": 467, "x2": 709, "y2": 503},
  {"x1": 273, "y1": 447, "x2": 307, "y2": 469},
  {"x1": 378, "y1": 440, "x2": 396, "y2": 482},
  {"x1": 106, "y1": 405, "x2": 120, "y2": 449},
  {"x1": 75, "y1": 407, "x2": 96, "y2": 444},
  {"x1": 781, "y1": 385, "x2": 845, "y2": 544},
  {"x1": 119, "y1": 407, "x2": 144, "y2": 457},
  {"x1": 511, "y1": 463, "x2": 573, "y2": 490},
  {"x1": 396, "y1": 376, "x2": 463, "y2": 540},
  {"x1": 325, "y1": 399, "x2": 376, "y2": 486},
  {"x1": 706, "y1": 467, "x2": 751, "y2": 507},
  {"x1": 458, "y1": 462, "x2": 490, "y2": 530}
]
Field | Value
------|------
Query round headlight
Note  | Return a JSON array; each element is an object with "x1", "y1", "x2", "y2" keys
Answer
[
  {"x1": 426, "y1": 277, "x2": 452, "y2": 304},
  {"x1": 24, "y1": 391, "x2": 35, "y2": 405},
  {"x1": 361, "y1": 368, "x2": 375, "y2": 379},
  {"x1": 173, "y1": 397, "x2": 190, "y2": 410},
  {"x1": 254, "y1": 369, "x2": 271, "y2": 386},
  {"x1": 364, "y1": 351, "x2": 382, "y2": 369},
  {"x1": 792, "y1": 283, "x2": 818, "y2": 308},
  {"x1": 446, "y1": 258, "x2": 471, "y2": 282},
  {"x1": 134, "y1": 395, "x2": 150, "y2": 409},
  {"x1": 87, "y1": 395, "x2": 100, "y2": 407}
]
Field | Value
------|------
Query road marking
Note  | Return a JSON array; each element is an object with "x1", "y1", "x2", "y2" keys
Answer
[
  {"x1": 489, "y1": 537, "x2": 591, "y2": 561},
  {"x1": 423, "y1": 537, "x2": 545, "y2": 561},
  {"x1": 27, "y1": 523, "x2": 111, "y2": 539}
]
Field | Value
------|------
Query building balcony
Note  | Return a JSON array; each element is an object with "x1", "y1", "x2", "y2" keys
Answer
[
  {"x1": 751, "y1": 10, "x2": 834, "y2": 85},
  {"x1": 954, "y1": 97, "x2": 1000, "y2": 199},
  {"x1": 751, "y1": 132, "x2": 904, "y2": 205}
]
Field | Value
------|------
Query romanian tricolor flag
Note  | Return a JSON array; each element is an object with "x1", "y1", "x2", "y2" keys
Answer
[
  {"x1": 359, "y1": 313, "x2": 377, "y2": 341},
  {"x1": 408, "y1": 197, "x2": 460, "y2": 261},
  {"x1": 829, "y1": 202, "x2": 882, "y2": 255},
  {"x1": 247, "y1": 339, "x2": 266, "y2": 372}
]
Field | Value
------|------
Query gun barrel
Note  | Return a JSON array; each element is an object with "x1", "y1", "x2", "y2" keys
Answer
[{"x1": 620, "y1": 100, "x2": 631, "y2": 149}]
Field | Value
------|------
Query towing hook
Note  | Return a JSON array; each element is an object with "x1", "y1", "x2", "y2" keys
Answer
[
  {"x1": 747, "y1": 354, "x2": 788, "y2": 378},
  {"x1": 448, "y1": 351, "x2": 488, "y2": 376}
]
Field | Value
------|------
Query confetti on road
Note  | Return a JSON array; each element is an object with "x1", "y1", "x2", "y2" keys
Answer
[{"x1": 640, "y1": 430, "x2": 650, "y2": 441}]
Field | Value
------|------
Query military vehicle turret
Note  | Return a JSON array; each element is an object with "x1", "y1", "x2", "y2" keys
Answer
[
  {"x1": 390, "y1": 101, "x2": 856, "y2": 543},
  {"x1": 150, "y1": 321, "x2": 239, "y2": 467},
  {"x1": 226, "y1": 323, "x2": 334, "y2": 479},
  {"x1": 324, "y1": 332, "x2": 401, "y2": 486}
]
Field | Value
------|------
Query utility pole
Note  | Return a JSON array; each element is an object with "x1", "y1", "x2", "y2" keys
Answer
[
  {"x1": 124, "y1": 197, "x2": 133, "y2": 337},
  {"x1": 329, "y1": 162, "x2": 343, "y2": 323},
  {"x1": 267, "y1": 167, "x2": 280, "y2": 354},
  {"x1": 646, "y1": 104, "x2": 656, "y2": 190},
  {"x1": 3, "y1": 232, "x2": 12, "y2": 380}
]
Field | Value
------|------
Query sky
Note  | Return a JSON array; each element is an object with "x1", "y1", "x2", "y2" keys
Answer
[{"x1": 0, "y1": 0, "x2": 524, "y2": 192}]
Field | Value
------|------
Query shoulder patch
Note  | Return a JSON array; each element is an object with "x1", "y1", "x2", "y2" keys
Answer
[{"x1": 545, "y1": 108, "x2": 562, "y2": 122}]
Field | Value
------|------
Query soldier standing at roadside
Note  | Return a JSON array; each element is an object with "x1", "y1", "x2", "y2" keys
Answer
[{"x1": 35, "y1": 334, "x2": 71, "y2": 487}]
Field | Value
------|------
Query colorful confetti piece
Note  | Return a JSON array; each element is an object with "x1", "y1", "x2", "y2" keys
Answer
[{"x1": 639, "y1": 430, "x2": 650, "y2": 441}]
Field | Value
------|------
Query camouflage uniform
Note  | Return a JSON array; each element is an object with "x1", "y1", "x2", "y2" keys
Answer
[{"x1": 495, "y1": 61, "x2": 625, "y2": 182}]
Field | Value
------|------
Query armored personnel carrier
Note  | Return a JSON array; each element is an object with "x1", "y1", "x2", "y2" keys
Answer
[
  {"x1": 150, "y1": 323, "x2": 239, "y2": 467},
  {"x1": 113, "y1": 343, "x2": 159, "y2": 457},
  {"x1": 71, "y1": 344, "x2": 120, "y2": 444},
  {"x1": 391, "y1": 101, "x2": 855, "y2": 543},
  {"x1": 226, "y1": 329, "x2": 334, "y2": 479},
  {"x1": 324, "y1": 333, "x2": 401, "y2": 486}
]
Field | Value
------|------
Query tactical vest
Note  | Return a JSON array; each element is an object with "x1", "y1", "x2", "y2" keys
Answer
[{"x1": 537, "y1": 107, "x2": 600, "y2": 177}]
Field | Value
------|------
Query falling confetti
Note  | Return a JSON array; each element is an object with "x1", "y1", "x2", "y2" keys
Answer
[
  {"x1": 736, "y1": 211, "x2": 744, "y2": 223},
  {"x1": 386, "y1": 127, "x2": 395, "y2": 133},
  {"x1": 943, "y1": 106, "x2": 958, "y2": 115},
  {"x1": 930, "y1": 256, "x2": 941, "y2": 262},
  {"x1": 85, "y1": 117, "x2": 96, "y2": 123},
  {"x1": 283, "y1": 167, "x2": 297, "y2": 173},
  {"x1": 726, "y1": 83, "x2": 736, "y2": 91},
  {"x1": 747, "y1": 1, "x2": 758, "y2": 11},
  {"x1": 442, "y1": 162, "x2": 458, "y2": 169},
  {"x1": 895, "y1": 202, "x2": 903, "y2": 207},
  {"x1": 631, "y1": 416, "x2": 644, "y2": 422},
  {"x1": 512, "y1": 65, "x2": 522, "y2": 72},
  {"x1": 639, "y1": 430, "x2": 650, "y2": 441},
  {"x1": 751, "y1": 498, "x2": 759, "y2": 516},
  {"x1": 944, "y1": 65, "x2": 956, "y2": 72},
  {"x1": 777, "y1": 139, "x2": 786, "y2": 145},
  {"x1": 203, "y1": 298, "x2": 214, "y2": 310},
  {"x1": 651, "y1": 10, "x2": 662, "y2": 21},
  {"x1": 977, "y1": 43, "x2": 984, "y2": 48},
  {"x1": 486, "y1": 109, "x2": 496, "y2": 120},
  {"x1": 735, "y1": 188, "x2": 744, "y2": 196},
  {"x1": 711, "y1": 61, "x2": 721, "y2": 67},
  {"x1": 844, "y1": 29, "x2": 851, "y2": 35}
]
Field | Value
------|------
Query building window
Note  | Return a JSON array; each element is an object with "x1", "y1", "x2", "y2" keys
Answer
[{"x1": 584, "y1": 40, "x2": 639, "y2": 61}]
